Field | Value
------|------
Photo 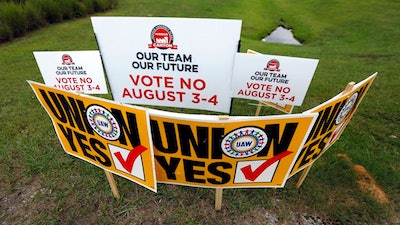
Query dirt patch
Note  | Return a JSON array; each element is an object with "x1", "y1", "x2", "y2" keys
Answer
[
  {"x1": 337, "y1": 153, "x2": 389, "y2": 204},
  {"x1": 352, "y1": 164, "x2": 389, "y2": 204},
  {"x1": 0, "y1": 175, "x2": 55, "y2": 225}
]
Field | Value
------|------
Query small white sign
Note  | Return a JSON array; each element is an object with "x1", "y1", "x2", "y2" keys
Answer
[
  {"x1": 231, "y1": 53, "x2": 318, "y2": 106},
  {"x1": 91, "y1": 17, "x2": 242, "y2": 113},
  {"x1": 33, "y1": 51, "x2": 108, "y2": 94}
]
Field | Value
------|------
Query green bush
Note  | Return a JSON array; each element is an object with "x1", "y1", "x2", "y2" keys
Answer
[
  {"x1": 82, "y1": 0, "x2": 95, "y2": 14},
  {"x1": 0, "y1": 0, "x2": 118, "y2": 43},
  {"x1": 0, "y1": 21, "x2": 12, "y2": 42},
  {"x1": 24, "y1": 1, "x2": 47, "y2": 31},
  {"x1": 36, "y1": 0, "x2": 63, "y2": 23},
  {"x1": 0, "y1": 2, "x2": 27, "y2": 38},
  {"x1": 93, "y1": 0, "x2": 108, "y2": 12},
  {"x1": 72, "y1": 1, "x2": 88, "y2": 17}
]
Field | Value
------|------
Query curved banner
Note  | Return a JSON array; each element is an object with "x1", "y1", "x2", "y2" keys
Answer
[
  {"x1": 91, "y1": 17, "x2": 242, "y2": 113},
  {"x1": 289, "y1": 73, "x2": 377, "y2": 177},
  {"x1": 28, "y1": 81, "x2": 157, "y2": 192},
  {"x1": 149, "y1": 109, "x2": 317, "y2": 188}
]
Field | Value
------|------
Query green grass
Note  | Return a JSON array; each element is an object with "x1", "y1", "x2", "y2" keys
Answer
[{"x1": 1, "y1": 0, "x2": 399, "y2": 224}]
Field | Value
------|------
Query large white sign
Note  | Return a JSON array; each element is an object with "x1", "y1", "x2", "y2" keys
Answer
[
  {"x1": 91, "y1": 17, "x2": 242, "y2": 113},
  {"x1": 33, "y1": 51, "x2": 108, "y2": 94},
  {"x1": 231, "y1": 53, "x2": 319, "y2": 106}
]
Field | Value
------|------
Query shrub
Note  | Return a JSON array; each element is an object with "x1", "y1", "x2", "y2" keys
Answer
[
  {"x1": 93, "y1": 0, "x2": 108, "y2": 12},
  {"x1": 82, "y1": 0, "x2": 95, "y2": 14},
  {"x1": 0, "y1": 0, "x2": 118, "y2": 43},
  {"x1": 0, "y1": 2, "x2": 27, "y2": 38},
  {"x1": 0, "y1": 21, "x2": 12, "y2": 42},
  {"x1": 24, "y1": 1, "x2": 47, "y2": 31},
  {"x1": 72, "y1": 1, "x2": 88, "y2": 18},
  {"x1": 37, "y1": 0, "x2": 64, "y2": 23}
]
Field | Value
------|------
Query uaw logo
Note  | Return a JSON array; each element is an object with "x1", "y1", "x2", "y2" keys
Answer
[
  {"x1": 328, "y1": 92, "x2": 359, "y2": 146},
  {"x1": 86, "y1": 105, "x2": 121, "y2": 141},
  {"x1": 336, "y1": 92, "x2": 359, "y2": 125},
  {"x1": 264, "y1": 59, "x2": 280, "y2": 72},
  {"x1": 221, "y1": 127, "x2": 268, "y2": 158},
  {"x1": 148, "y1": 25, "x2": 178, "y2": 50}
]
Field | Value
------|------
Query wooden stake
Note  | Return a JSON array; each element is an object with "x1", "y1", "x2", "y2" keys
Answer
[
  {"x1": 255, "y1": 102, "x2": 262, "y2": 116},
  {"x1": 213, "y1": 115, "x2": 230, "y2": 210},
  {"x1": 296, "y1": 164, "x2": 312, "y2": 188},
  {"x1": 296, "y1": 81, "x2": 356, "y2": 188},
  {"x1": 75, "y1": 91, "x2": 121, "y2": 199},
  {"x1": 105, "y1": 170, "x2": 121, "y2": 199},
  {"x1": 215, "y1": 188, "x2": 223, "y2": 211},
  {"x1": 342, "y1": 82, "x2": 355, "y2": 95}
]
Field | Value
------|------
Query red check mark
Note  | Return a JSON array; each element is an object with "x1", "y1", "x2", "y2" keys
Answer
[
  {"x1": 240, "y1": 150, "x2": 293, "y2": 181},
  {"x1": 114, "y1": 145, "x2": 147, "y2": 173}
]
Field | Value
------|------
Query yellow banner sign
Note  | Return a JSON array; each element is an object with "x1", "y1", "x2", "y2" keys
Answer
[
  {"x1": 28, "y1": 81, "x2": 157, "y2": 192},
  {"x1": 149, "y1": 110, "x2": 317, "y2": 188},
  {"x1": 289, "y1": 73, "x2": 377, "y2": 177}
]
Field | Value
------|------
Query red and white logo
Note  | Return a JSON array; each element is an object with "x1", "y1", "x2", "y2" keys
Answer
[
  {"x1": 61, "y1": 54, "x2": 74, "y2": 65},
  {"x1": 148, "y1": 25, "x2": 178, "y2": 50},
  {"x1": 264, "y1": 59, "x2": 280, "y2": 71}
]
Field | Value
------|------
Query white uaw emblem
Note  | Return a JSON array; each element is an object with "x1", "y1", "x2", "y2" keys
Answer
[
  {"x1": 86, "y1": 105, "x2": 120, "y2": 140},
  {"x1": 221, "y1": 127, "x2": 268, "y2": 158},
  {"x1": 336, "y1": 92, "x2": 358, "y2": 124}
]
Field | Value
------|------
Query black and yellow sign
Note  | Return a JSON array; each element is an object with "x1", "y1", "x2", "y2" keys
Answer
[
  {"x1": 30, "y1": 72, "x2": 376, "y2": 190},
  {"x1": 149, "y1": 110, "x2": 317, "y2": 188},
  {"x1": 29, "y1": 81, "x2": 157, "y2": 192},
  {"x1": 289, "y1": 73, "x2": 377, "y2": 177}
]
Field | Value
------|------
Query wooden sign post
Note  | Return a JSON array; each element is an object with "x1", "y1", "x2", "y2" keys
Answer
[
  {"x1": 214, "y1": 115, "x2": 230, "y2": 211},
  {"x1": 105, "y1": 171, "x2": 121, "y2": 199},
  {"x1": 75, "y1": 90, "x2": 121, "y2": 199},
  {"x1": 215, "y1": 188, "x2": 223, "y2": 211}
]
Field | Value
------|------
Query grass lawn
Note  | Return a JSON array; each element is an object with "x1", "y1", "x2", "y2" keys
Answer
[{"x1": 1, "y1": 0, "x2": 399, "y2": 224}]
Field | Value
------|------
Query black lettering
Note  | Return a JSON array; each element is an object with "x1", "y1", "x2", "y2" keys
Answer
[
  {"x1": 155, "y1": 156, "x2": 180, "y2": 180},
  {"x1": 258, "y1": 123, "x2": 298, "y2": 156},
  {"x1": 307, "y1": 101, "x2": 346, "y2": 142},
  {"x1": 211, "y1": 128, "x2": 225, "y2": 159},
  {"x1": 57, "y1": 94, "x2": 87, "y2": 132},
  {"x1": 183, "y1": 159, "x2": 206, "y2": 183},
  {"x1": 301, "y1": 133, "x2": 333, "y2": 168},
  {"x1": 90, "y1": 138, "x2": 112, "y2": 167},
  {"x1": 291, "y1": 145, "x2": 307, "y2": 174},
  {"x1": 296, "y1": 131, "x2": 333, "y2": 169},
  {"x1": 111, "y1": 109, "x2": 140, "y2": 146},
  {"x1": 207, "y1": 162, "x2": 231, "y2": 184},
  {"x1": 74, "y1": 131, "x2": 95, "y2": 160},
  {"x1": 315, "y1": 132, "x2": 331, "y2": 159},
  {"x1": 178, "y1": 124, "x2": 208, "y2": 158},
  {"x1": 39, "y1": 89, "x2": 67, "y2": 123},
  {"x1": 58, "y1": 123, "x2": 77, "y2": 152},
  {"x1": 151, "y1": 120, "x2": 178, "y2": 153},
  {"x1": 299, "y1": 139, "x2": 319, "y2": 167}
]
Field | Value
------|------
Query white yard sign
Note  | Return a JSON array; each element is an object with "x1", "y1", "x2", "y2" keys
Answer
[
  {"x1": 232, "y1": 53, "x2": 318, "y2": 106},
  {"x1": 91, "y1": 17, "x2": 242, "y2": 113},
  {"x1": 33, "y1": 51, "x2": 108, "y2": 94}
]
